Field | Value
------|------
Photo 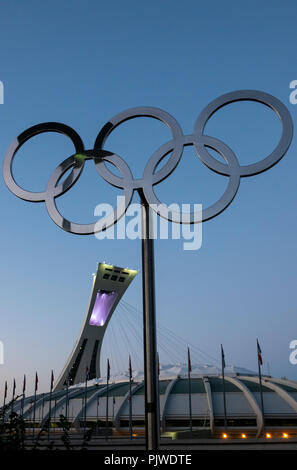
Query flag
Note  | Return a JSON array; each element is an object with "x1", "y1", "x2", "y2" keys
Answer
[
  {"x1": 4, "y1": 381, "x2": 7, "y2": 399},
  {"x1": 50, "y1": 370, "x2": 54, "y2": 391},
  {"x1": 257, "y1": 339, "x2": 263, "y2": 366},
  {"x1": 187, "y1": 347, "x2": 192, "y2": 373},
  {"x1": 107, "y1": 359, "x2": 110, "y2": 381},
  {"x1": 221, "y1": 344, "x2": 226, "y2": 369},
  {"x1": 35, "y1": 372, "x2": 38, "y2": 392},
  {"x1": 129, "y1": 355, "x2": 132, "y2": 380},
  {"x1": 23, "y1": 374, "x2": 26, "y2": 394}
]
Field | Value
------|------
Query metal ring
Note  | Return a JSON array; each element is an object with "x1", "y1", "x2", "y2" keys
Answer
[
  {"x1": 2, "y1": 122, "x2": 84, "y2": 202},
  {"x1": 45, "y1": 150, "x2": 133, "y2": 235},
  {"x1": 2, "y1": 91, "x2": 293, "y2": 233},
  {"x1": 193, "y1": 90, "x2": 293, "y2": 177},
  {"x1": 142, "y1": 134, "x2": 240, "y2": 223},
  {"x1": 94, "y1": 106, "x2": 184, "y2": 188}
]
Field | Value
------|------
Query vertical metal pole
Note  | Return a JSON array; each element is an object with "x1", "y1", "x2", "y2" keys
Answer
[
  {"x1": 11, "y1": 380, "x2": 15, "y2": 415},
  {"x1": 129, "y1": 376, "x2": 133, "y2": 440},
  {"x1": 84, "y1": 371, "x2": 88, "y2": 434},
  {"x1": 53, "y1": 399, "x2": 57, "y2": 434},
  {"x1": 221, "y1": 345, "x2": 227, "y2": 431},
  {"x1": 222, "y1": 365, "x2": 227, "y2": 430},
  {"x1": 96, "y1": 394, "x2": 99, "y2": 433},
  {"x1": 257, "y1": 340, "x2": 265, "y2": 434},
  {"x1": 32, "y1": 391, "x2": 36, "y2": 437},
  {"x1": 105, "y1": 379, "x2": 109, "y2": 440},
  {"x1": 2, "y1": 382, "x2": 7, "y2": 424},
  {"x1": 2, "y1": 402, "x2": 5, "y2": 424},
  {"x1": 140, "y1": 195, "x2": 160, "y2": 451},
  {"x1": 41, "y1": 393, "x2": 44, "y2": 421},
  {"x1": 21, "y1": 394, "x2": 24, "y2": 418},
  {"x1": 258, "y1": 361, "x2": 265, "y2": 433},
  {"x1": 188, "y1": 369, "x2": 193, "y2": 438},
  {"x1": 65, "y1": 370, "x2": 69, "y2": 422},
  {"x1": 48, "y1": 391, "x2": 53, "y2": 440}
]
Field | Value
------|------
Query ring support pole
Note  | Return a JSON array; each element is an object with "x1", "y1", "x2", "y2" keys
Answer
[{"x1": 140, "y1": 195, "x2": 160, "y2": 451}]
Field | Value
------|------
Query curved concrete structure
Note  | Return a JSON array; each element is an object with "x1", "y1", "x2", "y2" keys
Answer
[
  {"x1": 54, "y1": 263, "x2": 137, "y2": 390},
  {"x1": 6, "y1": 369, "x2": 297, "y2": 438}
]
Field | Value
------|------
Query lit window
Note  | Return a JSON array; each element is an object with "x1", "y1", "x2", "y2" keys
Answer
[{"x1": 89, "y1": 290, "x2": 118, "y2": 327}]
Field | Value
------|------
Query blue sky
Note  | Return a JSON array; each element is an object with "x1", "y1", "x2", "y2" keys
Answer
[{"x1": 0, "y1": 0, "x2": 297, "y2": 397}]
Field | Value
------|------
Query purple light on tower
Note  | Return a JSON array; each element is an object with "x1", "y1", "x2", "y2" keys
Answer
[{"x1": 89, "y1": 290, "x2": 118, "y2": 327}]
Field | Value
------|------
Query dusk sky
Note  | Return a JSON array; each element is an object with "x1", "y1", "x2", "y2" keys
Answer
[{"x1": 0, "y1": 0, "x2": 297, "y2": 398}]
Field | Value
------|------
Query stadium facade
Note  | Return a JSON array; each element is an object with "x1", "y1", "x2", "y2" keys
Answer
[{"x1": 9, "y1": 364, "x2": 297, "y2": 438}]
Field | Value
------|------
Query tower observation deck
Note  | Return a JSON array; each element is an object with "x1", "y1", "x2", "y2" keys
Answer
[{"x1": 54, "y1": 263, "x2": 137, "y2": 391}]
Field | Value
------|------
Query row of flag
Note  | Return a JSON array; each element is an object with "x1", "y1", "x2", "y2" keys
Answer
[
  {"x1": 2, "y1": 343, "x2": 266, "y2": 437},
  {"x1": 2, "y1": 355, "x2": 135, "y2": 437},
  {"x1": 3, "y1": 341, "x2": 264, "y2": 403},
  {"x1": 3, "y1": 370, "x2": 52, "y2": 405},
  {"x1": 184, "y1": 341, "x2": 262, "y2": 374}
]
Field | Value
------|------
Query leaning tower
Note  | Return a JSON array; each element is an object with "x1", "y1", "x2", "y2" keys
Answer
[{"x1": 54, "y1": 263, "x2": 137, "y2": 390}]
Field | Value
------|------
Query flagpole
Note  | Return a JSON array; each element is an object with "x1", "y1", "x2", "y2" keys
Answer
[
  {"x1": 53, "y1": 399, "x2": 57, "y2": 433},
  {"x1": 84, "y1": 366, "x2": 89, "y2": 434},
  {"x1": 41, "y1": 393, "x2": 45, "y2": 421},
  {"x1": 21, "y1": 374, "x2": 26, "y2": 418},
  {"x1": 32, "y1": 372, "x2": 38, "y2": 437},
  {"x1": 129, "y1": 355, "x2": 132, "y2": 440},
  {"x1": 11, "y1": 378, "x2": 16, "y2": 415},
  {"x1": 187, "y1": 347, "x2": 193, "y2": 439},
  {"x1": 257, "y1": 339, "x2": 265, "y2": 433},
  {"x1": 2, "y1": 381, "x2": 7, "y2": 424},
  {"x1": 221, "y1": 344, "x2": 227, "y2": 431},
  {"x1": 106, "y1": 358, "x2": 110, "y2": 440},
  {"x1": 65, "y1": 370, "x2": 69, "y2": 422},
  {"x1": 3, "y1": 381, "x2": 7, "y2": 408},
  {"x1": 96, "y1": 394, "x2": 99, "y2": 434},
  {"x1": 47, "y1": 370, "x2": 54, "y2": 440}
]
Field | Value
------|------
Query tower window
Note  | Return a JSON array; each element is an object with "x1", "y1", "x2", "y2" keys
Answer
[{"x1": 89, "y1": 290, "x2": 119, "y2": 327}]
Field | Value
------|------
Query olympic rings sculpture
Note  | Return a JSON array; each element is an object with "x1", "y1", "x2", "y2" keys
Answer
[{"x1": 2, "y1": 90, "x2": 293, "y2": 235}]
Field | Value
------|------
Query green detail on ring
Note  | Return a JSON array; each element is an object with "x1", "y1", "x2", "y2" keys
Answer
[{"x1": 74, "y1": 153, "x2": 88, "y2": 162}]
